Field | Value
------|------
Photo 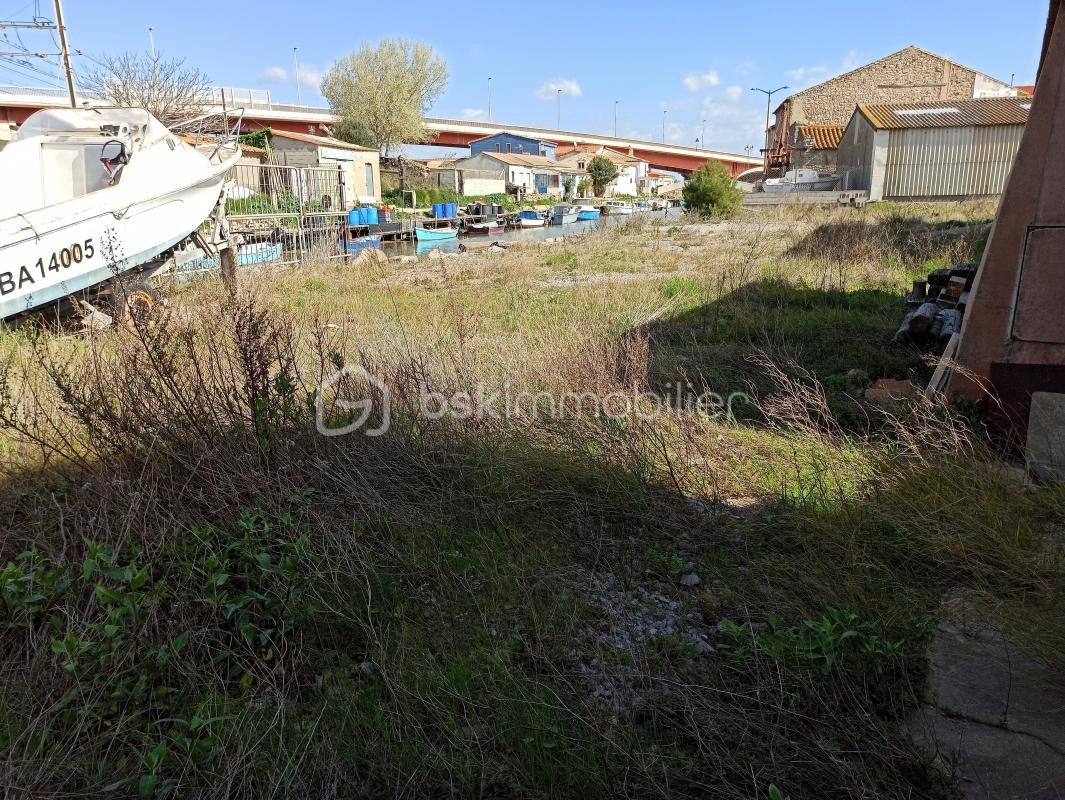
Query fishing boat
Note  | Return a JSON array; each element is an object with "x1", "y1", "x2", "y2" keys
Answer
[
  {"x1": 344, "y1": 234, "x2": 383, "y2": 252},
  {"x1": 466, "y1": 217, "x2": 505, "y2": 235},
  {"x1": 549, "y1": 204, "x2": 579, "y2": 225},
  {"x1": 415, "y1": 225, "x2": 458, "y2": 241},
  {"x1": 0, "y1": 106, "x2": 240, "y2": 320},
  {"x1": 602, "y1": 200, "x2": 635, "y2": 215},
  {"x1": 517, "y1": 210, "x2": 547, "y2": 227},
  {"x1": 762, "y1": 168, "x2": 840, "y2": 193},
  {"x1": 575, "y1": 205, "x2": 601, "y2": 221}
]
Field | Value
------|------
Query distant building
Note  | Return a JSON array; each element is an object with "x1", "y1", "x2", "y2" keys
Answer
[
  {"x1": 766, "y1": 46, "x2": 1016, "y2": 175},
  {"x1": 836, "y1": 96, "x2": 1029, "y2": 200},
  {"x1": 556, "y1": 145, "x2": 649, "y2": 196},
  {"x1": 451, "y1": 152, "x2": 585, "y2": 197},
  {"x1": 639, "y1": 170, "x2": 678, "y2": 195},
  {"x1": 269, "y1": 129, "x2": 381, "y2": 202},
  {"x1": 469, "y1": 131, "x2": 557, "y2": 160}
]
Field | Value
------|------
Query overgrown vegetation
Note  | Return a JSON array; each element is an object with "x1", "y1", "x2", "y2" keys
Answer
[
  {"x1": 682, "y1": 160, "x2": 744, "y2": 217},
  {"x1": 1, "y1": 201, "x2": 1060, "y2": 798}
]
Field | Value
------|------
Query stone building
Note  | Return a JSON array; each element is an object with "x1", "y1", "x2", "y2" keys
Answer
[{"x1": 765, "y1": 46, "x2": 1014, "y2": 174}]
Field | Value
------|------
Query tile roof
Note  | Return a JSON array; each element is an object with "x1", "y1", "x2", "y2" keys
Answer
[
  {"x1": 270, "y1": 129, "x2": 377, "y2": 152},
  {"x1": 473, "y1": 151, "x2": 587, "y2": 173},
  {"x1": 857, "y1": 96, "x2": 1031, "y2": 129},
  {"x1": 795, "y1": 124, "x2": 846, "y2": 149}
]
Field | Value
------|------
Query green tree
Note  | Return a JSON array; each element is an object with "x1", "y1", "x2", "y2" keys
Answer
[
  {"x1": 587, "y1": 155, "x2": 619, "y2": 196},
  {"x1": 332, "y1": 117, "x2": 376, "y2": 149},
  {"x1": 322, "y1": 38, "x2": 448, "y2": 155},
  {"x1": 682, "y1": 161, "x2": 743, "y2": 217}
]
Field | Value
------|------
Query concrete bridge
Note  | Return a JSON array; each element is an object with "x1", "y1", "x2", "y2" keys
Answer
[{"x1": 0, "y1": 85, "x2": 760, "y2": 175}]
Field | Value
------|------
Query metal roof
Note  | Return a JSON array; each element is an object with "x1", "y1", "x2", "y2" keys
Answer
[
  {"x1": 857, "y1": 96, "x2": 1031, "y2": 129},
  {"x1": 796, "y1": 124, "x2": 846, "y2": 149},
  {"x1": 270, "y1": 129, "x2": 377, "y2": 151}
]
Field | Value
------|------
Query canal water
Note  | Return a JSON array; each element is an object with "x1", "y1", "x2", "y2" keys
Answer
[{"x1": 383, "y1": 208, "x2": 685, "y2": 257}]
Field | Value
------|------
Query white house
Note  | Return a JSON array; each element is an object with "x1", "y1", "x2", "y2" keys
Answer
[
  {"x1": 451, "y1": 152, "x2": 586, "y2": 197},
  {"x1": 556, "y1": 146, "x2": 649, "y2": 197}
]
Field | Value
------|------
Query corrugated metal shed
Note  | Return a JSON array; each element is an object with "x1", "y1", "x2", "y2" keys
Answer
[
  {"x1": 858, "y1": 96, "x2": 1030, "y2": 130},
  {"x1": 882, "y1": 125, "x2": 1025, "y2": 197}
]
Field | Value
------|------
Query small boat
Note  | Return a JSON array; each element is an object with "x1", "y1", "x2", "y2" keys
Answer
[
  {"x1": 416, "y1": 225, "x2": 458, "y2": 241},
  {"x1": 575, "y1": 205, "x2": 601, "y2": 221},
  {"x1": 181, "y1": 241, "x2": 283, "y2": 273},
  {"x1": 517, "y1": 210, "x2": 547, "y2": 227},
  {"x1": 762, "y1": 168, "x2": 840, "y2": 193},
  {"x1": 0, "y1": 106, "x2": 240, "y2": 319},
  {"x1": 466, "y1": 217, "x2": 505, "y2": 235},
  {"x1": 549, "y1": 204, "x2": 579, "y2": 225},
  {"x1": 602, "y1": 200, "x2": 635, "y2": 215},
  {"x1": 344, "y1": 234, "x2": 382, "y2": 252}
]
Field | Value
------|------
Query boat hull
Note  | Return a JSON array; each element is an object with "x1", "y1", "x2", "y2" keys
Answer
[
  {"x1": 0, "y1": 165, "x2": 234, "y2": 320},
  {"x1": 467, "y1": 223, "x2": 504, "y2": 235},
  {"x1": 416, "y1": 226, "x2": 458, "y2": 241},
  {"x1": 518, "y1": 218, "x2": 546, "y2": 227},
  {"x1": 576, "y1": 210, "x2": 600, "y2": 220}
]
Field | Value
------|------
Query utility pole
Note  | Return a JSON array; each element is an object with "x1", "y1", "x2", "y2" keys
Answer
[
  {"x1": 293, "y1": 47, "x2": 302, "y2": 105},
  {"x1": 662, "y1": 108, "x2": 667, "y2": 143},
  {"x1": 488, "y1": 77, "x2": 493, "y2": 121},
  {"x1": 148, "y1": 27, "x2": 156, "y2": 59},
  {"x1": 556, "y1": 88, "x2": 562, "y2": 129},
  {"x1": 614, "y1": 99, "x2": 618, "y2": 137},
  {"x1": 52, "y1": 0, "x2": 76, "y2": 107},
  {"x1": 751, "y1": 85, "x2": 788, "y2": 172}
]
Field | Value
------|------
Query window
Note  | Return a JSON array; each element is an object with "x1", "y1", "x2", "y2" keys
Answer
[{"x1": 364, "y1": 163, "x2": 375, "y2": 198}]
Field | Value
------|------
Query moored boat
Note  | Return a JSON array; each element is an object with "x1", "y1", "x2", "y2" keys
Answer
[
  {"x1": 517, "y1": 210, "x2": 547, "y2": 227},
  {"x1": 762, "y1": 168, "x2": 840, "y2": 193},
  {"x1": 467, "y1": 217, "x2": 505, "y2": 235},
  {"x1": 575, "y1": 205, "x2": 601, "y2": 220},
  {"x1": 344, "y1": 234, "x2": 383, "y2": 252},
  {"x1": 602, "y1": 200, "x2": 635, "y2": 215},
  {"x1": 549, "y1": 204, "x2": 579, "y2": 225},
  {"x1": 416, "y1": 225, "x2": 458, "y2": 241},
  {"x1": 0, "y1": 106, "x2": 240, "y2": 319}
]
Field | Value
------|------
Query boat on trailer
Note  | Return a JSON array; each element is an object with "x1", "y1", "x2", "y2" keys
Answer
[
  {"x1": 0, "y1": 106, "x2": 240, "y2": 320},
  {"x1": 762, "y1": 168, "x2": 840, "y2": 193}
]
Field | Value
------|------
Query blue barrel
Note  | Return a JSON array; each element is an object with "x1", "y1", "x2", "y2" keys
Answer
[
  {"x1": 356, "y1": 207, "x2": 367, "y2": 225},
  {"x1": 448, "y1": 202, "x2": 458, "y2": 218},
  {"x1": 347, "y1": 208, "x2": 360, "y2": 226},
  {"x1": 365, "y1": 206, "x2": 379, "y2": 225},
  {"x1": 432, "y1": 203, "x2": 443, "y2": 219}
]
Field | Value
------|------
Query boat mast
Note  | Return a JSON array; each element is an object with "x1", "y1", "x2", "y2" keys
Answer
[{"x1": 52, "y1": 0, "x2": 76, "y2": 108}]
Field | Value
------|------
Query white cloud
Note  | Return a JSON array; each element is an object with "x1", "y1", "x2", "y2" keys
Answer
[
  {"x1": 535, "y1": 78, "x2": 582, "y2": 100},
  {"x1": 259, "y1": 66, "x2": 288, "y2": 84},
  {"x1": 258, "y1": 64, "x2": 323, "y2": 97},
  {"x1": 787, "y1": 49, "x2": 863, "y2": 89},
  {"x1": 461, "y1": 108, "x2": 489, "y2": 121},
  {"x1": 683, "y1": 69, "x2": 720, "y2": 92},
  {"x1": 723, "y1": 85, "x2": 743, "y2": 102}
]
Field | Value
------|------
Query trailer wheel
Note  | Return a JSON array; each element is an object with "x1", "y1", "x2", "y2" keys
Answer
[{"x1": 110, "y1": 281, "x2": 159, "y2": 329}]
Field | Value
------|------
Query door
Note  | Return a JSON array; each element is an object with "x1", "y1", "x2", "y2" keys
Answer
[{"x1": 364, "y1": 163, "x2": 375, "y2": 200}]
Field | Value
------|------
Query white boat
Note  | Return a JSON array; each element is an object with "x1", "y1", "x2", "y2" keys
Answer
[
  {"x1": 762, "y1": 168, "x2": 840, "y2": 193},
  {"x1": 602, "y1": 200, "x2": 635, "y2": 215},
  {"x1": 549, "y1": 204, "x2": 579, "y2": 225},
  {"x1": 517, "y1": 210, "x2": 547, "y2": 227},
  {"x1": 0, "y1": 107, "x2": 240, "y2": 319}
]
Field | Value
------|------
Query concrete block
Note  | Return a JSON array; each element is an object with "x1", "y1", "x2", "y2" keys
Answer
[{"x1": 1027, "y1": 392, "x2": 1065, "y2": 484}]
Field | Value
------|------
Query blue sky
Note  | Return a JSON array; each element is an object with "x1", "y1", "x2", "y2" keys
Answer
[{"x1": 1, "y1": 0, "x2": 1050, "y2": 154}]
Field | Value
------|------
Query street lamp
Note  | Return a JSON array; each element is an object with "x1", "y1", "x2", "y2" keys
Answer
[
  {"x1": 293, "y1": 47, "x2": 302, "y2": 105},
  {"x1": 662, "y1": 109, "x2": 667, "y2": 143},
  {"x1": 614, "y1": 99, "x2": 618, "y2": 137},
  {"x1": 750, "y1": 85, "x2": 788, "y2": 168},
  {"x1": 556, "y1": 88, "x2": 562, "y2": 129},
  {"x1": 488, "y1": 77, "x2": 493, "y2": 122},
  {"x1": 701, "y1": 118, "x2": 706, "y2": 150}
]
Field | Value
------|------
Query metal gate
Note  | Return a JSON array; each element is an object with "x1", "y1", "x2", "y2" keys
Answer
[{"x1": 220, "y1": 162, "x2": 351, "y2": 270}]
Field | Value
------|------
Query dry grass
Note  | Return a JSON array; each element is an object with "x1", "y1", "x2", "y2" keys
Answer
[{"x1": 0, "y1": 200, "x2": 1060, "y2": 799}]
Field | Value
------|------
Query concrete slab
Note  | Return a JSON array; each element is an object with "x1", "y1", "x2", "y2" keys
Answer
[
  {"x1": 909, "y1": 595, "x2": 1065, "y2": 799},
  {"x1": 1027, "y1": 392, "x2": 1065, "y2": 484}
]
